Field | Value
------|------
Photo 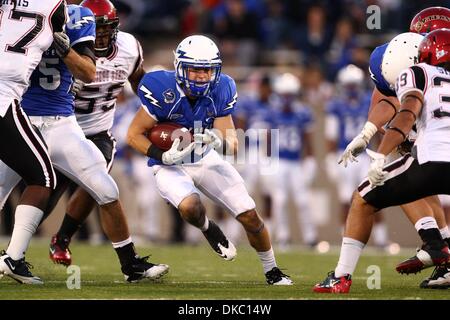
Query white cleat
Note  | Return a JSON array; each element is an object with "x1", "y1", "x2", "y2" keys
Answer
[
  {"x1": 203, "y1": 220, "x2": 237, "y2": 261},
  {"x1": 218, "y1": 241, "x2": 237, "y2": 261},
  {"x1": 265, "y1": 267, "x2": 293, "y2": 285}
]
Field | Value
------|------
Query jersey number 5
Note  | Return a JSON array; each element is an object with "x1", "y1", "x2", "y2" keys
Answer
[{"x1": 0, "y1": 9, "x2": 44, "y2": 55}]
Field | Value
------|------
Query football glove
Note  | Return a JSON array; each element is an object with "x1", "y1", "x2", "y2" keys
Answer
[
  {"x1": 366, "y1": 149, "x2": 388, "y2": 187},
  {"x1": 53, "y1": 32, "x2": 71, "y2": 58},
  {"x1": 193, "y1": 128, "x2": 222, "y2": 149},
  {"x1": 162, "y1": 138, "x2": 195, "y2": 165},
  {"x1": 339, "y1": 121, "x2": 378, "y2": 167}
]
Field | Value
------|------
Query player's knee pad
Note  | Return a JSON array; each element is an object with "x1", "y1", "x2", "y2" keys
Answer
[{"x1": 84, "y1": 170, "x2": 119, "y2": 205}]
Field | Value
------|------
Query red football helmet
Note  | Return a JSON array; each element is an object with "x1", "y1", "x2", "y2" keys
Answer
[
  {"x1": 80, "y1": 0, "x2": 119, "y2": 55},
  {"x1": 418, "y1": 29, "x2": 450, "y2": 66},
  {"x1": 410, "y1": 7, "x2": 450, "y2": 33}
]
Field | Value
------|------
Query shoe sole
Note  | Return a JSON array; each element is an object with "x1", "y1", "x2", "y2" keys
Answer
[
  {"x1": 420, "y1": 279, "x2": 450, "y2": 289},
  {"x1": 397, "y1": 259, "x2": 450, "y2": 275},
  {"x1": 125, "y1": 266, "x2": 170, "y2": 283}
]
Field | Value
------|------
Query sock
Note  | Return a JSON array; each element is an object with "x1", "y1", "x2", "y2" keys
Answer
[
  {"x1": 439, "y1": 226, "x2": 450, "y2": 241},
  {"x1": 257, "y1": 248, "x2": 277, "y2": 273},
  {"x1": 418, "y1": 228, "x2": 444, "y2": 250},
  {"x1": 57, "y1": 213, "x2": 82, "y2": 241},
  {"x1": 200, "y1": 217, "x2": 210, "y2": 232},
  {"x1": 414, "y1": 217, "x2": 438, "y2": 232},
  {"x1": 6, "y1": 205, "x2": 44, "y2": 260},
  {"x1": 372, "y1": 223, "x2": 388, "y2": 247},
  {"x1": 112, "y1": 237, "x2": 136, "y2": 267},
  {"x1": 335, "y1": 237, "x2": 365, "y2": 277}
]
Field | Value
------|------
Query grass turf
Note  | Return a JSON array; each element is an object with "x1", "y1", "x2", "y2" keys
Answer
[{"x1": 0, "y1": 241, "x2": 447, "y2": 300}]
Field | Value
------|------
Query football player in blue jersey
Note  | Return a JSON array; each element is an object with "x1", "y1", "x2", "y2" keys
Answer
[
  {"x1": 267, "y1": 72, "x2": 318, "y2": 248},
  {"x1": 314, "y1": 21, "x2": 450, "y2": 292},
  {"x1": 127, "y1": 35, "x2": 292, "y2": 285},
  {"x1": 325, "y1": 64, "x2": 389, "y2": 248},
  {"x1": 0, "y1": 3, "x2": 169, "y2": 284}
]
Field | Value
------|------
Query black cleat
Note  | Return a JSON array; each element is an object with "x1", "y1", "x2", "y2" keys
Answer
[
  {"x1": 121, "y1": 255, "x2": 169, "y2": 283},
  {"x1": 265, "y1": 267, "x2": 293, "y2": 285},
  {"x1": 0, "y1": 251, "x2": 43, "y2": 284},
  {"x1": 202, "y1": 221, "x2": 236, "y2": 261},
  {"x1": 420, "y1": 266, "x2": 450, "y2": 289}
]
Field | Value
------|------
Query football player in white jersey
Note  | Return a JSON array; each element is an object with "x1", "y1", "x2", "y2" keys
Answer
[
  {"x1": 0, "y1": 0, "x2": 67, "y2": 284},
  {"x1": 314, "y1": 29, "x2": 450, "y2": 293},
  {"x1": 46, "y1": 0, "x2": 152, "y2": 273},
  {"x1": 336, "y1": 8, "x2": 450, "y2": 289}
]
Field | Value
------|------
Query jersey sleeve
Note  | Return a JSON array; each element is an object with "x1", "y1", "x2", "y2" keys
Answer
[
  {"x1": 369, "y1": 44, "x2": 396, "y2": 97},
  {"x1": 66, "y1": 6, "x2": 96, "y2": 47},
  {"x1": 137, "y1": 73, "x2": 166, "y2": 121},
  {"x1": 216, "y1": 75, "x2": 238, "y2": 117},
  {"x1": 395, "y1": 65, "x2": 427, "y2": 103},
  {"x1": 131, "y1": 38, "x2": 144, "y2": 75},
  {"x1": 50, "y1": 0, "x2": 68, "y2": 33}
]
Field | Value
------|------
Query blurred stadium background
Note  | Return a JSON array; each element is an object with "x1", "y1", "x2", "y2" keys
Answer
[{"x1": 3, "y1": 0, "x2": 450, "y2": 251}]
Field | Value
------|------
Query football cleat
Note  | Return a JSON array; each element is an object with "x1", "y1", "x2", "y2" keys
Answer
[
  {"x1": 0, "y1": 251, "x2": 43, "y2": 284},
  {"x1": 313, "y1": 271, "x2": 352, "y2": 293},
  {"x1": 396, "y1": 245, "x2": 450, "y2": 274},
  {"x1": 202, "y1": 220, "x2": 237, "y2": 261},
  {"x1": 265, "y1": 267, "x2": 293, "y2": 285},
  {"x1": 49, "y1": 234, "x2": 72, "y2": 266},
  {"x1": 420, "y1": 266, "x2": 450, "y2": 289},
  {"x1": 122, "y1": 255, "x2": 169, "y2": 283}
]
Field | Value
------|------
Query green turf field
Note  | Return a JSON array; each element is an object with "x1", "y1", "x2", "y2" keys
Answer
[{"x1": 0, "y1": 240, "x2": 447, "y2": 300}]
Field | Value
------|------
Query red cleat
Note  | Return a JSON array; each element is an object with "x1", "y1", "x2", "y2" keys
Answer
[
  {"x1": 396, "y1": 245, "x2": 450, "y2": 275},
  {"x1": 313, "y1": 271, "x2": 352, "y2": 293},
  {"x1": 49, "y1": 235, "x2": 72, "y2": 266}
]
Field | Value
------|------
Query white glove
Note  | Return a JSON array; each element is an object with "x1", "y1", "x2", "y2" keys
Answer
[
  {"x1": 193, "y1": 128, "x2": 222, "y2": 149},
  {"x1": 366, "y1": 149, "x2": 387, "y2": 187},
  {"x1": 53, "y1": 32, "x2": 71, "y2": 58},
  {"x1": 71, "y1": 79, "x2": 84, "y2": 96},
  {"x1": 339, "y1": 121, "x2": 378, "y2": 167},
  {"x1": 162, "y1": 138, "x2": 195, "y2": 165}
]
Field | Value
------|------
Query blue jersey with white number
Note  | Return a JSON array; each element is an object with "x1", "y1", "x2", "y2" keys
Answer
[
  {"x1": 269, "y1": 103, "x2": 313, "y2": 161},
  {"x1": 326, "y1": 92, "x2": 371, "y2": 151},
  {"x1": 138, "y1": 70, "x2": 238, "y2": 166},
  {"x1": 22, "y1": 5, "x2": 95, "y2": 116},
  {"x1": 368, "y1": 43, "x2": 396, "y2": 97}
]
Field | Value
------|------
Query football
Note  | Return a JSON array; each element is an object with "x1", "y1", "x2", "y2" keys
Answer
[{"x1": 148, "y1": 122, "x2": 193, "y2": 151}]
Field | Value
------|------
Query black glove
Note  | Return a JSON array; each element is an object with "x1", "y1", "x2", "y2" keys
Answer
[{"x1": 53, "y1": 32, "x2": 70, "y2": 58}]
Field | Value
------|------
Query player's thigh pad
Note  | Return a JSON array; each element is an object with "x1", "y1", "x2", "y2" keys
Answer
[
  {"x1": 152, "y1": 165, "x2": 199, "y2": 208},
  {"x1": 190, "y1": 150, "x2": 256, "y2": 217},
  {"x1": 358, "y1": 155, "x2": 450, "y2": 210},
  {"x1": 44, "y1": 116, "x2": 119, "y2": 205}
]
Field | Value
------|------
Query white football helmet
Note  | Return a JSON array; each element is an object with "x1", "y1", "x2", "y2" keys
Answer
[
  {"x1": 173, "y1": 35, "x2": 222, "y2": 97},
  {"x1": 382, "y1": 32, "x2": 424, "y2": 89},
  {"x1": 272, "y1": 73, "x2": 301, "y2": 95},
  {"x1": 337, "y1": 64, "x2": 364, "y2": 86}
]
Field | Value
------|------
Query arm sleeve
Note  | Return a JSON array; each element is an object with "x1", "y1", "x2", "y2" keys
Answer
[{"x1": 72, "y1": 41, "x2": 95, "y2": 63}]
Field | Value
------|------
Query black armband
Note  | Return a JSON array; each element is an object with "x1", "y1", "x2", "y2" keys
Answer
[
  {"x1": 146, "y1": 144, "x2": 164, "y2": 160},
  {"x1": 379, "y1": 99, "x2": 397, "y2": 118},
  {"x1": 387, "y1": 126, "x2": 407, "y2": 141},
  {"x1": 399, "y1": 109, "x2": 417, "y2": 122}
]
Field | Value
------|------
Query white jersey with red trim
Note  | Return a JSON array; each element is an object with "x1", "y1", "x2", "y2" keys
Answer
[
  {"x1": 0, "y1": 0, "x2": 67, "y2": 116},
  {"x1": 396, "y1": 62, "x2": 450, "y2": 164},
  {"x1": 75, "y1": 31, "x2": 143, "y2": 136}
]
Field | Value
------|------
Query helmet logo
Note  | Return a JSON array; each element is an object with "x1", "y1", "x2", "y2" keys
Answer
[{"x1": 437, "y1": 49, "x2": 446, "y2": 59}]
